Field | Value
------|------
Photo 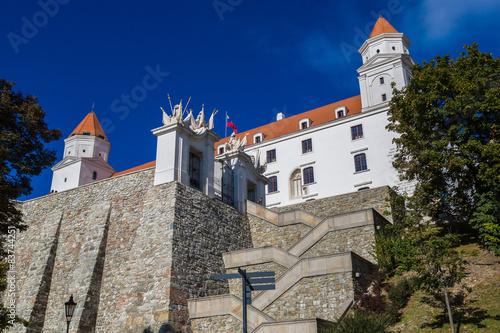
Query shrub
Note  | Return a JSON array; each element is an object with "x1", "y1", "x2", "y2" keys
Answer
[
  {"x1": 356, "y1": 293, "x2": 387, "y2": 314},
  {"x1": 320, "y1": 310, "x2": 389, "y2": 333},
  {"x1": 388, "y1": 277, "x2": 415, "y2": 309}
]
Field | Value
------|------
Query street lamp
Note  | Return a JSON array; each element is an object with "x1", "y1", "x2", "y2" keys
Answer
[{"x1": 64, "y1": 295, "x2": 77, "y2": 333}]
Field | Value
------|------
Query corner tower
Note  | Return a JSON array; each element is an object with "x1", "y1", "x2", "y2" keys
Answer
[
  {"x1": 50, "y1": 110, "x2": 116, "y2": 192},
  {"x1": 357, "y1": 16, "x2": 414, "y2": 111}
]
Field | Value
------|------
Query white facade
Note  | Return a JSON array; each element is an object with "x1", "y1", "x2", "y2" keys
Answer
[{"x1": 227, "y1": 19, "x2": 415, "y2": 208}]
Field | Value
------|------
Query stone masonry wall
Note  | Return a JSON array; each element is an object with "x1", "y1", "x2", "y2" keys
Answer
[
  {"x1": 170, "y1": 184, "x2": 253, "y2": 332},
  {"x1": 191, "y1": 314, "x2": 242, "y2": 333},
  {"x1": 248, "y1": 215, "x2": 312, "y2": 250},
  {"x1": 13, "y1": 168, "x2": 251, "y2": 333},
  {"x1": 263, "y1": 273, "x2": 354, "y2": 322},
  {"x1": 301, "y1": 225, "x2": 376, "y2": 263},
  {"x1": 272, "y1": 186, "x2": 392, "y2": 222}
]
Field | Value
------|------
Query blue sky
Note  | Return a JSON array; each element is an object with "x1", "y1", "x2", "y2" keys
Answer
[{"x1": 2, "y1": 0, "x2": 499, "y2": 200}]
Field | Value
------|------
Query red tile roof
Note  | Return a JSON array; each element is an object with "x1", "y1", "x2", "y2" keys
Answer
[
  {"x1": 109, "y1": 95, "x2": 361, "y2": 177},
  {"x1": 215, "y1": 95, "x2": 362, "y2": 149},
  {"x1": 111, "y1": 161, "x2": 156, "y2": 177},
  {"x1": 369, "y1": 16, "x2": 398, "y2": 38},
  {"x1": 69, "y1": 112, "x2": 108, "y2": 140}
]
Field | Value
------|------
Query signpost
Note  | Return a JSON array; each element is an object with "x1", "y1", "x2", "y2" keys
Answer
[{"x1": 214, "y1": 268, "x2": 275, "y2": 333}]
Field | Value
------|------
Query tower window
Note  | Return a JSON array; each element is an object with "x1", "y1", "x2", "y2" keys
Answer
[
  {"x1": 354, "y1": 153, "x2": 368, "y2": 172},
  {"x1": 379, "y1": 77, "x2": 384, "y2": 85},
  {"x1": 83, "y1": 149, "x2": 86, "y2": 153},
  {"x1": 376, "y1": 49, "x2": 380, "y2": 54},
  {"x1": 382, "y1": 94, "x2": 387, "y2": 101},
  {"x1": 351, "y1": 125, "x2": 364, "y2": 140},
  {"x1": 64, "y1": 178, "x2": 67, "y2": 182},
  {"x1": 302, "y1": 139, "x2": 312, "y2": 154},
  {"x1": 303, "y1": 167, "x2": 315, "y2": 184},
  {"x1": 392, "y1": 46, "x2": 396, "y2": 51},
  {"x1": 268, "y1": 176, "x2": 278, "y2": 193},
  {"x1": 92, "y1": 171, "x2": 97, "y2": 180}
]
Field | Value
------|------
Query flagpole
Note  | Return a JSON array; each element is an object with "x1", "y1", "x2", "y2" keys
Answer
[{"x1": 225, "y1": 111, "x2": 227, "y2": 138}]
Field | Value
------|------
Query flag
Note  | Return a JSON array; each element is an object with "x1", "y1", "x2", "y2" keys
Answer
[{"x1": 226, "y1": 115, "x2": 237, "y2": 134}]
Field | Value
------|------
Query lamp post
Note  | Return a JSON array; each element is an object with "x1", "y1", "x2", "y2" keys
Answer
[{"x1": 64, "y1": 295, "x2": 77, "y2": 333}]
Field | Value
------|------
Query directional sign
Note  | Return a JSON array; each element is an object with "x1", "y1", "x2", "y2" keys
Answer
[{"x1": 213, "y1": 268, "x2": 276, "y2": 333}]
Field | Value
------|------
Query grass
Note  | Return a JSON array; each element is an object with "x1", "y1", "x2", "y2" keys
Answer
[{"x1": 389, "y1": 243, "x2": 500, "y2": 332}]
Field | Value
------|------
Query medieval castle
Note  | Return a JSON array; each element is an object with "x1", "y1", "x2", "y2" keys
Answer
[{"x1": 11, "y1": 17, "x2": 413, "y2": 332}]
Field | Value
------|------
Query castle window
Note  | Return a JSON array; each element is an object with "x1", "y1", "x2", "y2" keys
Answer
[
  {"x1": 92, "y1": 171, "x2": 97, "y2": 180},
  {"x1": 351, "y1": 125, "x2": 364, "y2": 140},
  {"x1": 380, "y1": 77, "x2": 385, "y2": 85},
  {"x1": 189, "y1": 151, "x2": 202, "y2": 189},
  {"x1": 266, "y1": 149, "x2": 276, "y2": 163},
  {"x1": 376, "y1": 49, "x2": 380, "y2": 54},
  {"x1": 218, "y1": 146, "x2": 225, "y2": 155},
  {"x1": 253, "y1": 132, "x2": 263, "y2": 144},
  {"x1": 268, "y1": 176, "x2": 278, "y2": 193},
  {"x1": 299, "y1": 118, "x2": 311, "y2": 130},
  {"x1": 382, "y1": 94, "x2": 387, "y2": 101},
  {"x1": 392, "y1": 46, "x2": 396, "y2": 51},
  {"x1": 303, "y1": 167, "x2": 314, "y2": 184},
  {"x1": 83, "y1": 149, "x2": 86, "y2": 153},
  {"x1": 354, "y1": 153, "x2": 368, "y2": 172},
  {"x1": 335, "y1": 106, "x2": 348, "y2": 119},
  {"x1": 302, "y1": 139, "x2": 312, "y2": 154},
  {"x1": 64, "y1": 178, "x2": 67, "y2": 182}
]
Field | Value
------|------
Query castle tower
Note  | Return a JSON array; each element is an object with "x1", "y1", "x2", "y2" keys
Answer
[
  {"x1": 357, "y1": 16, "x2": 414, "y2": 111},
  {"x1": 50, "y1": 111, "x2": 116, "y2": 192}
]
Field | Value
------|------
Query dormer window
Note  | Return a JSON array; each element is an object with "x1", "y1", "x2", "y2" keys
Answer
[
  {"x1": 299, "y1": 118, "x2": 311, "y2": 130},
  {"x1": 82, "y1": 131, "x2": 91, "y2": 135},
  {"x1": 253, "y1": 133, "x2": 263, "y2": 144},
  {"x1": 218, "y1": 146, "x2": 225, "y2": 155},
  {"x1": 335, "y1": 106, "x2": 348, "y2": 119}
]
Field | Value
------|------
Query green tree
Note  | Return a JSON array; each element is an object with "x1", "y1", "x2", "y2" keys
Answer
[
  {"x1": 0, "y1": 78, "x2": 62, "y2": 330},
  {"x1": 387, "y1": 43, "x2": 500, "y2": 253}
]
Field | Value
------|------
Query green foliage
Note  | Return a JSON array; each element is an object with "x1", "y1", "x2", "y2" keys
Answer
[
  {"x1": 388, "y1": 277, "x2": 417, "y2": 309},
  {"x1": 320, "y1": 310, "x2": 390, "y2": 333},
  {"x1": 387, "y1": 43, "x2": 500, "y2": 253},
  {"x1": 373, "y1": 225, "x2": 417, "y2": 276},
  {"x1": 0, "y1": 78, "x2": 61, "y2": 331}
]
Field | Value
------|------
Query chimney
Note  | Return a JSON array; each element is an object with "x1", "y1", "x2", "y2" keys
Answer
[{"x1": 276, "y1": 112, "x2": 285, "y2": 121}]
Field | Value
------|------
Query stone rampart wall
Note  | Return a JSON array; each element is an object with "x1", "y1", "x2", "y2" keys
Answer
[
  {"x1": 14, "y1": 168, "x2": 250, "y2": 333},
  {"x1": 272, "y1": 186, "x2": 392, "y2": 221},
  {"x1": 248, "y1": 215, "x2": 312, "y2": 250},
  {"x1": 301, "y1": 225, "x2": 376, "y2": 263}
]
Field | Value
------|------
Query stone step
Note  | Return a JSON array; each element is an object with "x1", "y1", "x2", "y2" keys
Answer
[
  {"x1": 252, "y1": 253, "x2": 355, "y2": 310},
  {"x1": 247, "y1": 200, "x2": 322, "y2": 228},
  {"x1": 188, "y1": 294, "x2": 275, "y2": 331}
]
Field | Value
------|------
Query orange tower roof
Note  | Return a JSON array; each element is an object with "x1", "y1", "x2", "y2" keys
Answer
[
  {"x1": 369, "y1": 16, "x2": 398, "y2": 38},
  {"x1": 69, "y1": 111, "x2": 108, "y2": 140}
]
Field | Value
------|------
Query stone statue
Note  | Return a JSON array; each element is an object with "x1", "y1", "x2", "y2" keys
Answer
[
  {"x1": 161, "y1": 96, "x2": 218, "y2": 134},
  {"x1": 253, "y1": 149, "x2": 267, "y2": 174},
  {"x1": 225, "y1": 132, "x2": 248, "y2": 152}
]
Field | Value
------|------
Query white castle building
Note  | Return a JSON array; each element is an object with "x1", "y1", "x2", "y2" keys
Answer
[{"x1": 50, "y1": 16, "x2": 414, "y2": 210}]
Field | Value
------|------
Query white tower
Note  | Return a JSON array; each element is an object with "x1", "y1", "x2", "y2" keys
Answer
[
  {"x1": 51, "y1": 111, "x2": 116, "y2": 192},
  {"x1": 357, "y1": 16, "x2": 414, "y2": 112}
]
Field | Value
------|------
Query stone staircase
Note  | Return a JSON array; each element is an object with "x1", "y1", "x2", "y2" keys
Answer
[{"x1": 189, "y1": 200, "x2": 389, "y2": 332}]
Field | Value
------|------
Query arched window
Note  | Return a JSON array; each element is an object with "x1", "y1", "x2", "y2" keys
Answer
[
  {"x1": 92, "y1": 171, "x2": 97, "y2": 180},
  {"x1": 290, "y1": 169, "x2": 302, "y2": 198}
]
